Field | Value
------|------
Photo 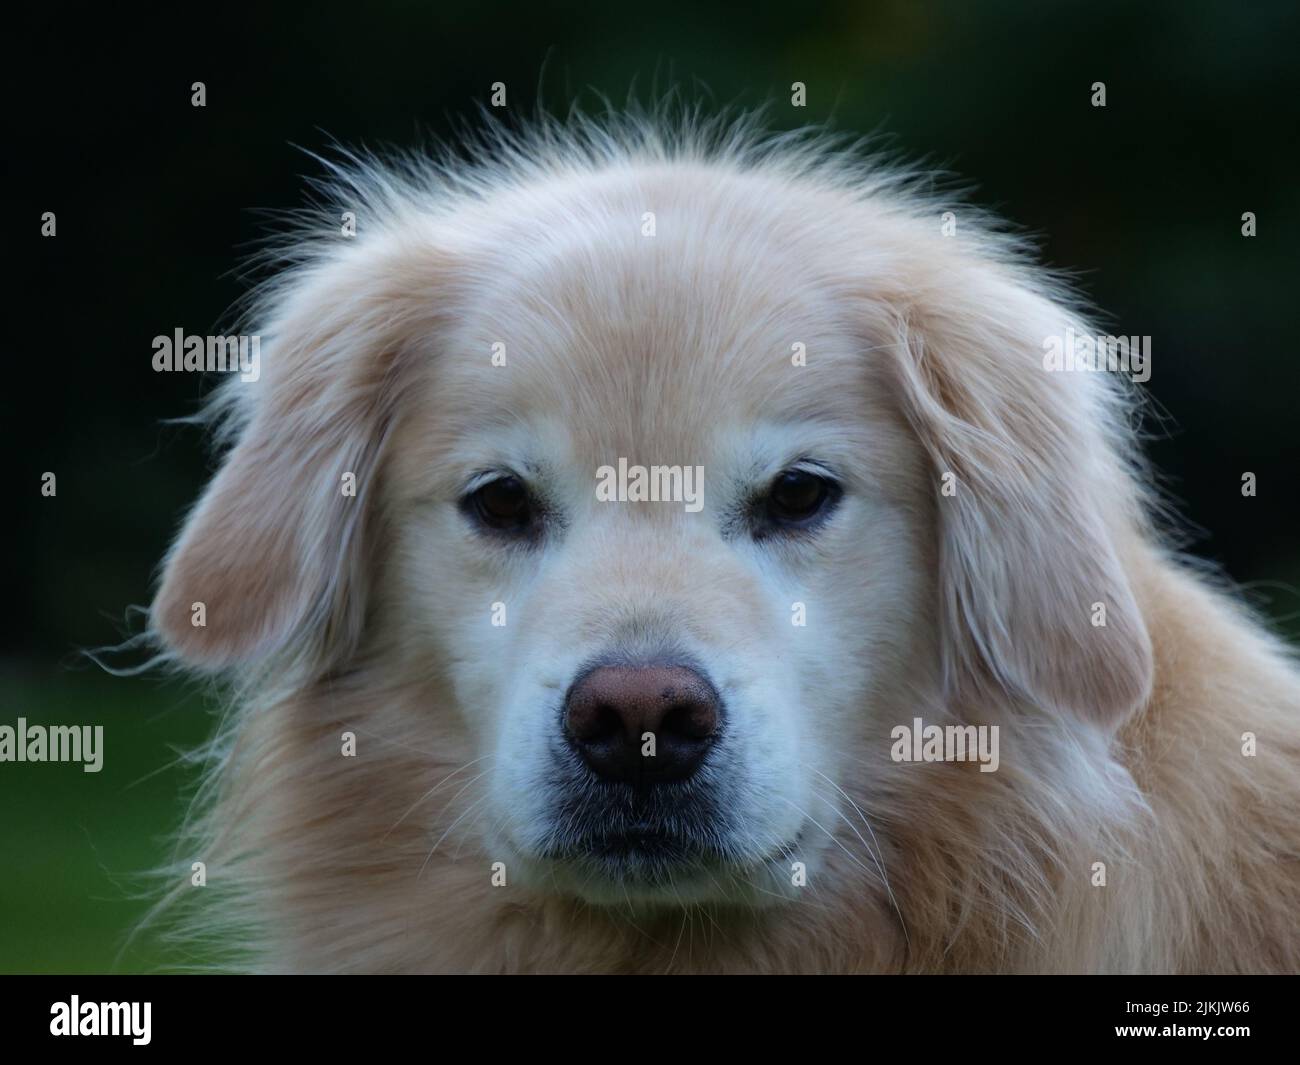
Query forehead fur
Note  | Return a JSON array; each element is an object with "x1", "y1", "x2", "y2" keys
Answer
[{"x1": 418, "y1": 165, "x2": 906, "y2": 483}]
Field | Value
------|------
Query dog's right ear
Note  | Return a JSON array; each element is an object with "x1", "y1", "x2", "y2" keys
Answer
[
  {"x1": 152, "y1": 236, "x2": 442, "y2": 672},
  {"x1": 875, "y1": 255, "x2": 1154, "y2": 729}
]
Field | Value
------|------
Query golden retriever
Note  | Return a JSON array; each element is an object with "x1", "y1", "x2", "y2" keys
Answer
[{"x1": 149, "y1": 115, "x2": 1300, "y2": 973}]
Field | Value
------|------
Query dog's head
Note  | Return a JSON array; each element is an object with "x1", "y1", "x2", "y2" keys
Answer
[{"x1": 153, "y1": 139, "x2": 1152, "y2": 908}]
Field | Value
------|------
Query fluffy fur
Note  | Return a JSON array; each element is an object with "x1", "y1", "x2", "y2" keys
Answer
[{"x1": 147, "y1": 111, "x2": 1300, "y2": 973}]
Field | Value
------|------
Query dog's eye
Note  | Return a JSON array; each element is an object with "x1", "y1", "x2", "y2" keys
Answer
[
  {"x1": 467, "y1": 476, "x2": 533, "y2": 534},
  {"x1": 764, "y1": 469, "x2": 838, "y2": 528}
]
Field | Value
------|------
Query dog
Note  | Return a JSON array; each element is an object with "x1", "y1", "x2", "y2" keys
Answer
[{"x1": 148, "y1": 114, "x2": 1300, "y2": 973}]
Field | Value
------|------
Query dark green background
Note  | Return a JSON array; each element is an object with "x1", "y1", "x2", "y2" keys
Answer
[{"x1": 6, "y1": 0, "x2": 1298, "y2": 971}]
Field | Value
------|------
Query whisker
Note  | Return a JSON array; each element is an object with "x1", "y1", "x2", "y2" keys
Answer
[
  {"x1": 774, "y1": 793, "x2": 882, "y2": 886},
  {"x1": 383, "y1": 756, "x2": 487, "y2": 841},
  {"x1": 804, "y1": 764, "x2": 911, "y2": 950},
  {"x1": 419, "y1": 791, "x2": 492, "y2": 878}
]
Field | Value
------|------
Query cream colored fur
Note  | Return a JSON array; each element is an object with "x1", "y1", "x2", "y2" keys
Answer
[{"x1": 149, "y1": 114, "x2": 1300, "y2": 973}]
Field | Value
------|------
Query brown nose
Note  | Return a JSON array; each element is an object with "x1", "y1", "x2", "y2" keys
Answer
[{"x1": 563, "y1": 663, "x2": 721, "y2": 784}]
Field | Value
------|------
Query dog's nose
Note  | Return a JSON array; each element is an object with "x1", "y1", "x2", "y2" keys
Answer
[{"x1": 564, "y1": 663, "x2": 721, "y2": 784}]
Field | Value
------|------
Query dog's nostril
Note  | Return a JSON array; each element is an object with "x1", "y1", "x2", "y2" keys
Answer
[
  {"x1": 572, "y1": 701, "x2": 623, "y2": 743},
  {"x1": 563, "y1": 663, "x2": 721, "y2": 784},
  {"x1": 662, "y1": 699, "x2": 715, "y2": 740}
]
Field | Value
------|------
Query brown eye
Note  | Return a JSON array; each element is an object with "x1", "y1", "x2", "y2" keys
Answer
[
  {"x1": 766, "y1": 469, "x2": 837, "y2": 527},
  {"x1": 469, "y1": 476, "x2": 532, "y2": 532}
]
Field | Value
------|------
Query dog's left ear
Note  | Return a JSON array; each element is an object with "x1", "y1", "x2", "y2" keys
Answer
[
  {"x1": 878, "y1": 257, "x2": 1154, "y2": 728},
  {"x1": 152, "y1": 237, "x2": 440, "y2": 672}
]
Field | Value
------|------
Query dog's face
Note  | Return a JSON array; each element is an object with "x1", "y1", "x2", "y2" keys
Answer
[
  {"x1": 153, "y1": 156, "x2": 1153, "y2": 914},
  {"x1": 382, "y1": 173, "x2": 932, "y2": 901}
]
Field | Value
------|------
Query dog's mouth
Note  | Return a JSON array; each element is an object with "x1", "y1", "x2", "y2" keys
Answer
[
  {"x1": 536, "y1": 775, "x2": 728, "y2": 878},
  {"x1": 522, "y1": 753, "x2": 803, "y2": 901},
  {"x1": 541, "y1": 821, "x2": 719, "y2": 885},
  {"x1": 585, "y1": 825, "x2": 692, "y2": 863},
  {"x1": 534, "y1": 813, "x2": 798, "y2": 899}
]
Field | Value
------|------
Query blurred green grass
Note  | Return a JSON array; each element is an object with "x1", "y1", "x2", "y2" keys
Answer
[{"x1": 0, "y1": 664, "x2": 213, "y2": 973}]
